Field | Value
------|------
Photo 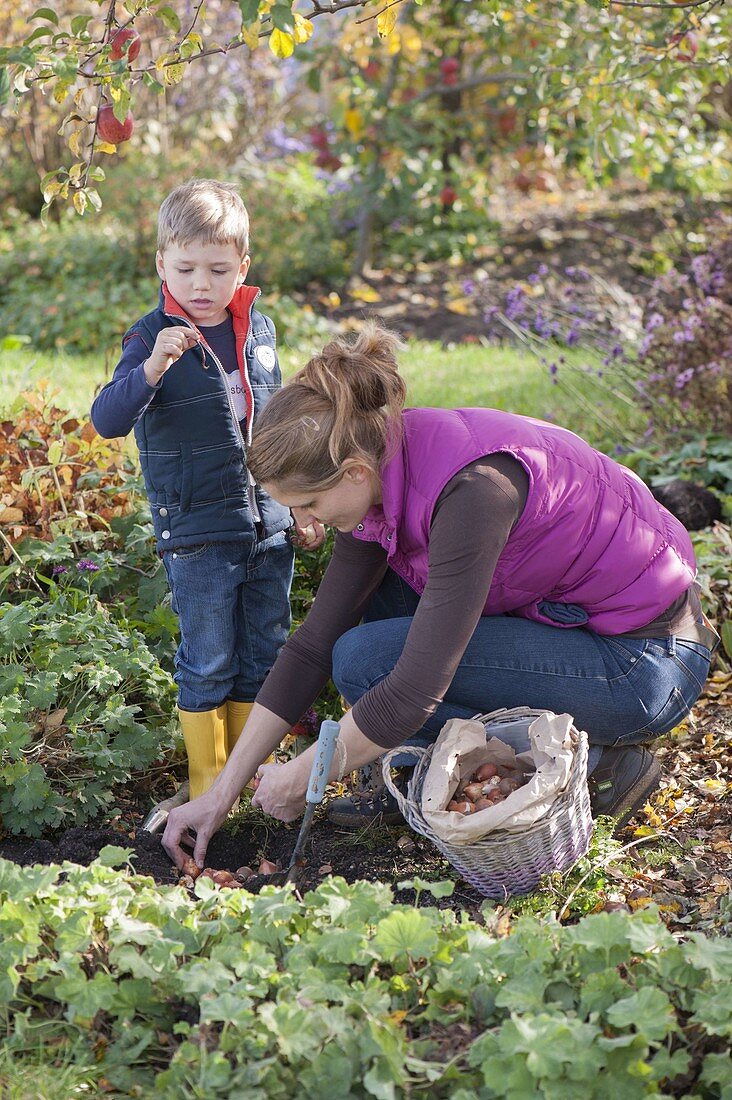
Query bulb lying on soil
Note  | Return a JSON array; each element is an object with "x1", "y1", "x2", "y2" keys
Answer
[{"x1": 181, "y1": 857, "x2": 201, "y2": 880}]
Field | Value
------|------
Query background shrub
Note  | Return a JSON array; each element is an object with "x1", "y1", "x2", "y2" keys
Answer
[
  {"x1": 637, "y1": 214, "x2": 732, "y2": 437},
  {"x1": 0, "y1": 216, "x2": 157, "y2": 354}
]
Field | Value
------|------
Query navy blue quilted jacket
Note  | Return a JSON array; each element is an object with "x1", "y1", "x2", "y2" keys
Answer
[{"x1": 91, "y1": 283, "x2": 292, "y2": 551}]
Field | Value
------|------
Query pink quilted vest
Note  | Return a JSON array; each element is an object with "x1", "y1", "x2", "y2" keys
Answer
[{"x1": 352, "y1": 408, "x2": 696, "y2": 634}]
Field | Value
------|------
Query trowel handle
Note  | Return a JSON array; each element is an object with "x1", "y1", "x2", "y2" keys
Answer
[{"x1": 306, "y1": 719, "x2": 340, "y2": 805}]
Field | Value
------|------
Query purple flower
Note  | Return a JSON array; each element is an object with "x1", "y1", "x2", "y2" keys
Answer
[
  {"x1": 532, "y1": 310, "x2": 553, "y2": 338},
  {"x1": 76, "y1": 559, "x2": 100, "y2": 572},
  {"x1": 52, "y1": 565, "x2": 68, "y2": 576},
  {"x1": 644, "y1": 312, "x2": 664, "y2": 332},
  {"x1": 549, "y1": 362, "x2": 558, "y2": 375},
  {"x1": 504, "y1": 285, "x2": 526, "y2": 321},
  {"x1": 566, "y1": 326, "x2": 580, "y2": 347},
  {"x1": 674, "y1": 368, "x2": 695, "y2": 389},
  {"x1": 462, "y1": 279, "x2": 475, "y2": 296}
]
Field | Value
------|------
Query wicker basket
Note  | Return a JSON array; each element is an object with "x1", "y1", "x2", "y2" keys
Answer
[{"x1": 381, "y1": 707, "x2": 593, "y2": 899}]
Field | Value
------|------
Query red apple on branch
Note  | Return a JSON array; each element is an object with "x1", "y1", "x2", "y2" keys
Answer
[
  {"x1": 439, "y1": 185, "x2": 457, "y2": 207},
  {"x1": 97, "y1": 103, "x2": 134, "y2": 144},
  {"x1": 439, "y1": 57, "x2": 460, "y2": 86},
  {"x1": 669, "y1": 30, "x2": 698, "y2": 62},
  {"x1": 497, "y1": 106, "x2": 518, "y2": 137},
  {"x1": 110, "y1": 26, "x2": 141, "y2": 63}
]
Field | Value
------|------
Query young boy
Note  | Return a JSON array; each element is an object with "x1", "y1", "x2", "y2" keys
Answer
[{"x1": 92, "y1": 178, "x2": 314, "y2": 826}]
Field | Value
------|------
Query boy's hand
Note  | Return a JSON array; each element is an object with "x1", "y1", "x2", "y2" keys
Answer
[
  {"x1": 144, "y1": 326, "x2": 199, "y2": 385},
  {"x1": 291, "y1": 519, "x2": 326, "y2": 550}
]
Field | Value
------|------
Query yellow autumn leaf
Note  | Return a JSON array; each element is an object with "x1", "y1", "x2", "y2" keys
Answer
[
  {"x1": 42, "y1": 179, "x2": 64, "y2": 201},
  {"x1": 386, "y1": 30, "x2": 401, "y2": 56},
  {"x1": 53, "y1": 81, "x2": 71, "y2": 104},
  {"x1": 96, "y1": 141, "x2": 118, "y2": 154},
  {"x1": 240, "y1": 19, "x2": 261, "y2": 49},
  {"x1": 68, "y1": 128, "x2": 85, "y2": 157},
  {"x1": 400, "y1": 25, "x2": 421, "y2": 62},
  {"x1": 377, "y1": 3, "x2": 397, "y2": 38},
  {"x1": 163, "y1": 62, "x2": 185, "y2": 86},
  {"x1": 350, "y1": 283, "x2": 381, "y2": 303},
  {"x1": 293, "y1": 12, "x2": 313, "y2": 44},
  {"x1": 344, "y1": 108, "x2": 364, "y2": 139},
  {"x1": 269, "y1": 27, "x2": 294, "y2": 58},
  {"x1": 73, "y1": 190, "x2": 88, "y2": 215},
  {"x1": 446, "y1": 297, "x2": 472, "y2": 315}
]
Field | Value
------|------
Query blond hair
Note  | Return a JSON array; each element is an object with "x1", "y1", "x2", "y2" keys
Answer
[
  {"x1": 157, "y1": 178, "x2": 249, "y2": 256},
  {"x1": 248, "y1": 322, "x2": 407, "y2": 491}
]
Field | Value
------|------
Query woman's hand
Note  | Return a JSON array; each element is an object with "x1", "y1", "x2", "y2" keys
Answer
[
  {"x1": 291, "y1": 519, "x2": 326, "y2": 550},
  {"x1": 162, "y1": 789, "x2": 232, "y2": 870},
  {"x1": 251, "y1": 760, "x2": 308, "y2": 822}
]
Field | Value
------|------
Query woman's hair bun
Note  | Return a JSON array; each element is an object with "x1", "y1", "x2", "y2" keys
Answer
[
  {"x1": 299, "y1": 321, "x2": 404, "y2": 414},
  {"x1": 248, "y1": 320, "x2": 407, "y2": 491}
]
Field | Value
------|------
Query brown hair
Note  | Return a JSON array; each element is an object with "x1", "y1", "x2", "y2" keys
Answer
[
  {"x1": 157, "y1": 178, "x2": 249, "y2": 256},
  {"x1": 248, "y1": 322, "x2": 407, "y2": 491}
]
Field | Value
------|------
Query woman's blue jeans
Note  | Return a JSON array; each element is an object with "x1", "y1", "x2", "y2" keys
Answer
[
  {"x1": 162, "y1": 532, "x2": 294, "y2": 711},
  {"x1": 331, "y1": 570, "x2": 713, "y2": 773}
]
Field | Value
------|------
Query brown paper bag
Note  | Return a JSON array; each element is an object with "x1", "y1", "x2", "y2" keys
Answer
[{"x1": 420, "y1": 712, "x2": 576, "y2": 844}]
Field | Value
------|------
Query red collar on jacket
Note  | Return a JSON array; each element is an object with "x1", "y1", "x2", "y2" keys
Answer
[
  {"x1": 160, "y1": 282, "x2": 261, "y2": 343},
  {"x1": 160, "y1": 281, "x2": 261, "y2": 430}
]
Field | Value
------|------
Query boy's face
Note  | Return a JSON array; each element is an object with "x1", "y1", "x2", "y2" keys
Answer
[{"x1": 156, "y1": 241, "x2": 250, "y2": 327}]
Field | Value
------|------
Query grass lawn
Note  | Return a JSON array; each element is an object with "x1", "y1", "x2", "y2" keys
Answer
[{"x1": 0, "y1": 338, "x2": 640, "y2": 451}]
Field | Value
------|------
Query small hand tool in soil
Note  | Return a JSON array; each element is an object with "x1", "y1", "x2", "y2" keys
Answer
[
  {"x1": 140, "y1": 780, "x2": 190, "y2": 834},
  {"x1": 259, "y1": 718, "x2": 340, "y2": 886}
]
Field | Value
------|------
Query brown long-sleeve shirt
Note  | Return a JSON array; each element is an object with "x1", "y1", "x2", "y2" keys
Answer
[{"x1": 256, "y1": 453, "x2": 702, "y2": 749}]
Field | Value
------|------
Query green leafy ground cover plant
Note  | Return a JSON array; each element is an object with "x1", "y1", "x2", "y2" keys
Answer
[
  {"x1": 0, "y1": 594, "x2": 177, "y2": 836},
  {"x1": 0, "y1": 853, "x2": 730, "y2": 1098}
]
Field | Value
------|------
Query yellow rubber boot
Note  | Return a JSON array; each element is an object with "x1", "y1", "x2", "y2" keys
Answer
[
  {"x1": 225, "y1": 700, "x2": 254, "y2": 755},
  {"x1": 178, "y1": 705, "x2": 228, "y2": 800},
  {"x1": 226, "y1": 700, "x2": 277, "y2": 790}
]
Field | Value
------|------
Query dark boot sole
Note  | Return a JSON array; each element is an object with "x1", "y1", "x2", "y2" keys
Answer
[{"x1": 610, "y1": 755, "x2": 662, "y2": 834}]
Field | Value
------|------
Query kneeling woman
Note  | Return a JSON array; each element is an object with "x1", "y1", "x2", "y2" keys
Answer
[{"x1": 163, "y1": 324, "x2": 715, "y2": 869}]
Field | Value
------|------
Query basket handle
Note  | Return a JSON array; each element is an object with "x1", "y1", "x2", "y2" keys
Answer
[{"x1": 381, "y1": 746, "x2": 429, "y2": 818}]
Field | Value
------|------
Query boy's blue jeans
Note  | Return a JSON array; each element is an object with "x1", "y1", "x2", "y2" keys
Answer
[
  {"x1": 162, "y1": 532, "x2": 294, "y2": 711},
  {"x1": 332, "y1": 570, "x2": 713, "y2": 773}
]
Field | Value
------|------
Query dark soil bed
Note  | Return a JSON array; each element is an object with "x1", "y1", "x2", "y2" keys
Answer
[
  {"x1": 0, "y1": 699, "x2": 728, "y2": 931},
  {"x1": 0, "y1": 804, "x2": 489, "y2": 918}
]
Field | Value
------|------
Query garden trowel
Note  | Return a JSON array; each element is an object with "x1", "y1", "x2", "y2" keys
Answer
[
  {"x1": 141, "y1": 780, "x2": 190, "y2": 834},
  {"x1": 262, "y1": 718, "x2": 340, "y2": 886}
]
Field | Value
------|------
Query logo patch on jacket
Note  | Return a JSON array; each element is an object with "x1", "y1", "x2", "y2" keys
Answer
[{"x1": 255, "y1": 345, "x2": 276, "y2": 372}]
